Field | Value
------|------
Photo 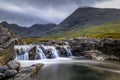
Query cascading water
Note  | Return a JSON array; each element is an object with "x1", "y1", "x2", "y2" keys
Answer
[
  {"x1": 41, "y1": 45, "x2": 59, "y2": 58},
  {"x1": 14, "y1": 44, "x2": 72, "y2": 60},
  {"x1": 50, "y1": 46, "x2": 59, "y2": 58},
  {"x1": 15, "y1": 52, "x2": 29, "y2": 60},
  {"x1": 63, "y1": 46, "x2": 72, "y2": 57},
  {"x1": 36, "y1": 46, "x2": 46, "y2": 59},
  {"x1": 14, "y1": 45, "x2": 34, "y2": 60}
]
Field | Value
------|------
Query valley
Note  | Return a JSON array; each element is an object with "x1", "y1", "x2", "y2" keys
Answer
[{"x1": 0, "y1": 7, "x2": 120, "y2": 80}]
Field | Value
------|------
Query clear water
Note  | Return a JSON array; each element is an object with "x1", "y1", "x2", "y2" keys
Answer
[
  {"x1": 18, "y1": 58, "x2": 120, "y2": 80},
  {"x1": 36, "y1": 64, "x2": 120, "y2": 80},
  {"x1": 36, "y1": 45, "x2": 47, "y2": 59}
]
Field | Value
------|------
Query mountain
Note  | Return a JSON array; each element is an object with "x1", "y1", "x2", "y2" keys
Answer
[
  {"x1": 22, "y1": 20, "x2": 120, "y2": 44},
  {"x1": 43, "y1": 7, "x2": 120, "y2": 38},
  {"x1": 0, "y1": 21, "x2": 56, "y2": 38},
  {"x1": 1, "y1": 7, "x2": 120, "y2": 39}
]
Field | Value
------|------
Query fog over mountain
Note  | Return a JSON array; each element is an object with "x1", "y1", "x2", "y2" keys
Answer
[{"x1": 0, "y1": 0, "x2": 119, "y2": 26}]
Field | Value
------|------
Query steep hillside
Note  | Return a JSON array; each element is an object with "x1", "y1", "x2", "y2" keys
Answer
[
  {"x1": 44, "y1": 21, "x2": 120, "y2": 39},
  {"x1": 0, "y1": 21, "x2": 56, "y2": 38},
  {"x1": 44, "y1": 7, "x2": 120, "y2": 36},
  {"x1": 68, "y1": 21, "x2": 120, "y2": 39},
  {"x1": 22, "y1": 21, "x2": 120, "y2": 44},
  {"x1": 29, "y1": 24, "x2": 57, "y2": 37}
]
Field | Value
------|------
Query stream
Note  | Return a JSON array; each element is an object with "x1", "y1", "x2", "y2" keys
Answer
[{"x1": 17, "y1": 58, "x2": 120, "y2": 80}]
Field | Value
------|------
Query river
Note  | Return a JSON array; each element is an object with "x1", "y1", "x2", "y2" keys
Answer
[{"x1": 17, "y1": 58, "x2": 120, "y2": 80}]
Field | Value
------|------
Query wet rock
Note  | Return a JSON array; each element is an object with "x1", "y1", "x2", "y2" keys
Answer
[
  {"x1": 101, "y1": 39, "x2": 120, "y2": 59},
  {"x1": 47, "y1": 40, "x2": 56, "y2": 45},
  {"x1": 45, "y1": 49, "x2": 53, "y2": 58},
  {"x1": 69, "y1": 38, "x2": 101, "y2": 56},
  {"x1": 108, "y1": 55, "x2": 119, "y2": 60},
  {"x1": 4, "y1": 70, "x2": 17, "y2": 78},
  {"x1": 0, "y1": 73, "x2": 5, "y2": 79},
  {"x1": 6, "y1": 78, "x2": 14, "y2": 80},
  {"x1": 69, "y1": 38, "x2": 120, "y2": 60},
  {"x1": 13, "y1": 63, "x2": 43, "y2": 80},
  {"x1": 57, "y1": 46, "x2": 66, "y2": 57},
  {"x1": 29, "y1": 47, "x2": 36, "y2": 60},
  {"x1": 7, "y1": 61, "x2": 20, "y2": 70},
  {"x1": 19, "y1": 63, "x2": 43, "y2": 76},
  {"x1": 0, "y1": 65, "x2": 9, "y2": 73},
  {"x1": 82, "y1": 50, "x2": 108, "y2": 61}
]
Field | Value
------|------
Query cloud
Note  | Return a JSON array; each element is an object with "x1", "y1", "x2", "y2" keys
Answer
[
  {"x1": 94, "y1": 0, "x2": 120, "y2": 9},
  {"x1": 0, "y1": 0, "x2": 115, "y2": 26}
]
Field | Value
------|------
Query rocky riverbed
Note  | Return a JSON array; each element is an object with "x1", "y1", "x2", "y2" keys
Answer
[
  {"x1": 0, "y1": 25, "x2": 120, "y2": 80},
  {"x1": 0, "y1": 60, "x2": 43, "y2": 80},
  {"x1": 30, "y1": 37, "x2": 120, "y2": 61},
  {"x1": 68, "y1": 38, "x2": 120, "y2": 60}
]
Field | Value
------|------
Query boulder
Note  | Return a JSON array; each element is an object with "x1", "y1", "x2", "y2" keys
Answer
[
  {"x1": 29, "y1": 47, "x2": 36, "y2": 60},
  {"x1": 108, "y1": 55, "x2": 119, "y2": 60},
  {"x1": 69, "y1": 38, "x2": 120, "y2": 60},
  {"x1": 69, "y1": 38, "x2": 101, "y2": 56},
  {"x1": 0, "y1": 73, "x2": 5, "y2": 79},
  {"x1": 7, "y1": 61, "x2": 20, "y2": 70},
  {"x1": 101, "y1": 39, "x2": 120, "y2": 59},
  {"x1": 4, "y1": 70, "x2": 17, "y2": 78},
  {"x1": 0, "y1": 65, "x2": 9, "y2": 73},
  {"x1": 82, "y1": 50, "x2": 108, "y2": 61},
  {"x1": 13, "y1": 63, "x2": 43, "y2": 80},
  {"x1": 6, "y1": 78, "x2": 14, "y2": 80}
]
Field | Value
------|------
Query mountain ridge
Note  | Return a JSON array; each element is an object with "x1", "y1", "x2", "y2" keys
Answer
[
  {"x1": 0, "y1": 21, "x2": 57, "y2": 38},
  {"x1": 43, "y1": 7, "x2": 120, "y2": 37},
  {"x1": 1, "y1": 7, "x2": 120, "y2": 38}
]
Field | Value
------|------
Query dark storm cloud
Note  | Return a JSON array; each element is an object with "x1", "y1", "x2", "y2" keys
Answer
[
  {"x1": 0, "y1": 10, "x2": 48, "y2": 27},
  {"x1": 0, "y1": 0, "x2": 111, "y2": 26}
]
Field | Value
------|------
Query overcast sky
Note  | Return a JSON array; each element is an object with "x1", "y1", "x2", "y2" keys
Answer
[{"x1": 0, "y1": 0, "x2": 119, "y2": 27}]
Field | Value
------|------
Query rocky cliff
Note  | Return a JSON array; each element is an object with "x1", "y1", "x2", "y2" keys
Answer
[
  {"x1": 68, "y1": 38, "x2": 120, "y2": 60},
  {"x1": 0, "y1": 25, "x2": 19, "y2": 65}
]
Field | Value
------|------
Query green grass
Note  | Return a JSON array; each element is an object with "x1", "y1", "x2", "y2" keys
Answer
[
  {"x1": 69, "y1": 21, "x2": 120, "y2": 39},
  {"x1": 50, "y1": 20, "x2": 120, "y2": 39},
  {"x1": 22, "y1": 37, "x2": 66, "y2": 44},
  {"x1": 22, "y1": 21, "x2": 120, "y2": 44}
]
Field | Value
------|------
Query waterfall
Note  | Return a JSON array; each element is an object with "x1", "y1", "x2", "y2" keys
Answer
[
  {"x1": 14, "y1": 45, "x2": 34, "y2": 60},
  {"x1": 63, "y1": 46, "x2": 72, "y2": 57},
  {"x1": 15, "y1": 52, "x2": 29, "y2": 60},
  {"x1": 36, "y1": 46, "x2": 46, "y2": 59},
  {"x1": 50, "y1": 46, "x2": 59, "y2": 58},
  {"x1": 14, "y1": 44, "x2": 72, "y2": 60},
  {"x1": 41, "y1": 45, "x2": 59, "y2": 58},
  {"x1": 14, "y1": 45, "x2": 34, "y2": 52}
]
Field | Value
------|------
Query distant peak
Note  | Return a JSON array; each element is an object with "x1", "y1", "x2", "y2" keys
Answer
[
  {"x1": 78, "y1": 6, "x2": 120, "y2": 10},
  {"x1": 78, "y1": 6, "x2": 97, "y2": 9},
  {"x1": 73, "y1": 7, "x2": 100, "y2": 12},
  {"x1": 1, "y1": 21, "x2": 8, "y2": 24},
  {"x1": 31, "y1": 23, "x2": 57, "y2": 27}
]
